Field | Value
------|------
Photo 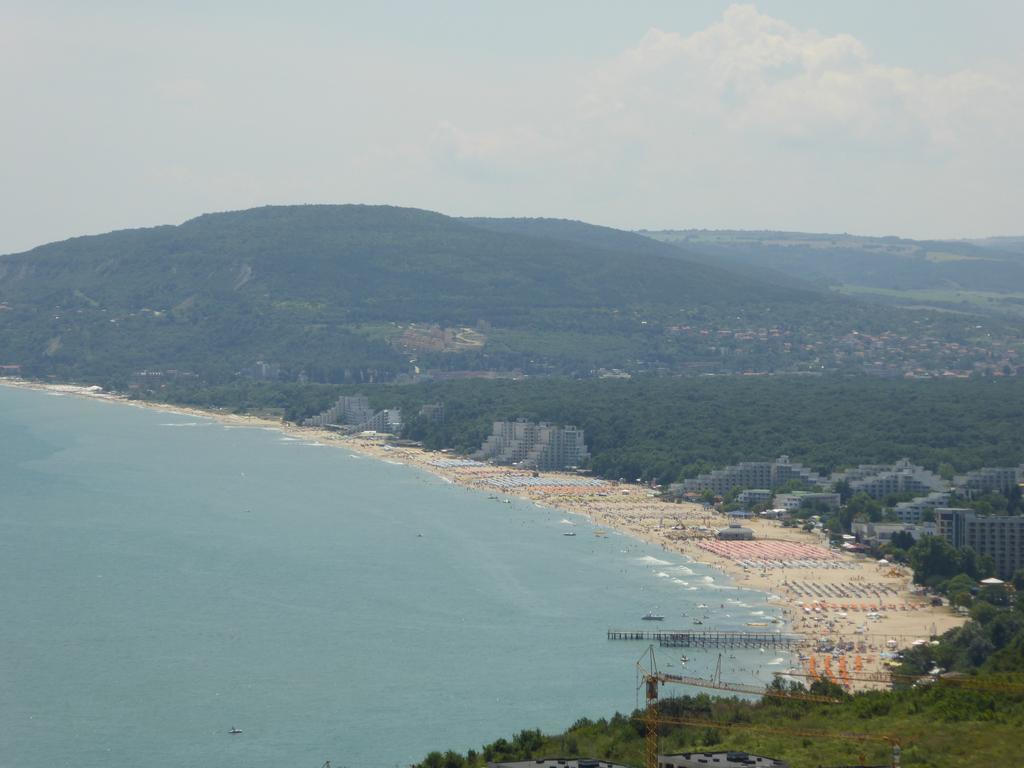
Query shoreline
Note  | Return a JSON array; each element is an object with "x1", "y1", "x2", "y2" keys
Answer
[{"x1": 0, "y1": 378, "x2": 966, "y2": 687}]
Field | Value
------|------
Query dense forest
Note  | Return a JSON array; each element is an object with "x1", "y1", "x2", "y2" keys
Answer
[
  {"x1": 412, "y1": 585, "x2": 1024, "y2": 768},
  {"x1": 145, "y1": 375, "x2": 1024, "y2": 483}
]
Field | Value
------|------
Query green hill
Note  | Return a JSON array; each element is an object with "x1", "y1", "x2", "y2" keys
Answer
[
  {"x1": 1, "y1": 206, "x2": 1017, "y2": 385},
  {"x1": 0, "y1": 205, "x2": 825, "y2": 383}
]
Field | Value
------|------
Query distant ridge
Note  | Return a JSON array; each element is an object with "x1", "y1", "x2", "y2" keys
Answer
[{"x1": 0, "y1": 204, "x2": 825, "y2": 383}]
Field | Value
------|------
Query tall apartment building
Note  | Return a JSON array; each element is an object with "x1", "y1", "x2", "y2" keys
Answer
[
  {"x1": 954, "y1": 466, "x2": 1024, "y2": 497},
  {"x1": 303, "y1": 395, "x2": 379, "y2": 429},
  {"x1": 359, "y1": 408, "x2": 403, "y2": 434},
  {"x1": 936, "y1": 507, "x2": 1024, "y2": 579},
  {"x1": 832, "y1": 458, "x2": 945, "y2": 500},
  {"x1": 473, "y1": 420, "x2": 590, "y2": 471},
  {"x1": 681, "y1": 455, "x2": 824, "y2": 496}
]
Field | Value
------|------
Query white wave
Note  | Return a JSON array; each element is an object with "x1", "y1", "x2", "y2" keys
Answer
[
  {"x1": 347, "y1": 454, "x2": 364, "y2": 459},
  {"x1": 301, "y1": 442, "x2": 325, "y2": 447},
  {"x1": 749, "y1": 610, "x2": 765, "y2": 616},
  {"x1": 671, "y1": 565, "x2": 695, "y2": 576},
  {"x1": 279, "y1": 437, "x2": 301, "y2": 442},
  {"x1": 671, "y1": 579, "x2": 690, "y2": 586},
  {"x1": 159, "y1": 422, "x2": 203, "y2": 427},
  {"x1": 638, "y1": 556, "x2": 672, "y2": 566},
  {"x1": 687, "y1": 586, "x2": 699, "y2": 591},
  {"x1": 559, "y1": 519, "x2": 576, "y2": 526},
  {"x1": 656, "y1": 572, "x2": 670, "y2": 579},
  {"x1": 766, "y1": 658, "x2": 787, "y2": 666},
  {"x1": 702, "y1": 576, "x2": 715, "y2": 583},
  {"x1": 383, "y1": 460, "x2": 404, "y2": 466}
]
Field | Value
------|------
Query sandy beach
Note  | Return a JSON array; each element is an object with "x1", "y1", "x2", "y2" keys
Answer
[{"x1": 1, "y1": 378, "x2": 966, "y2": 689}]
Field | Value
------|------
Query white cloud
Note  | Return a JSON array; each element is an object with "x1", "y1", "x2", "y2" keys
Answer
[{"x1": 433, "y1": 3, "x2": 1023, "y2": 236}]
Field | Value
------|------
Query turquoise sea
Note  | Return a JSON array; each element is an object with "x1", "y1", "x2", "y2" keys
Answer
[{"x1": 0, "y1": 385, "x2": 784, "y2": 768}]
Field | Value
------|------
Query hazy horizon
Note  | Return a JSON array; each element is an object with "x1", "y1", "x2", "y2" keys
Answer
[{"x1": 3, "y1": 1, "x2": 1022, "y2": 253}]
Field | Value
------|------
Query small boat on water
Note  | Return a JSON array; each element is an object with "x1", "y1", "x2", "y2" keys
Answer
[
  {"x1": 229, "y1": 728, "x2": 242, "y2": 735},
  {"x1": 563, "y1": 531, "x2": 577, "y2": 537},
  {"x1": 693, "y1": 619, "x2": 703, "y2": 625},
  {"x1": 642, "y1": 612, "x2": 665, "y2": 621}
]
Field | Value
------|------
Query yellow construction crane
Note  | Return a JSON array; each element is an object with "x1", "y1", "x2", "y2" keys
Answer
[
  {"x1": 776, "y1": 668, "x2": 1024, "y2": 694},
  {"x1": 636, "y1": 646, "x2": 901, "y2": 768}
]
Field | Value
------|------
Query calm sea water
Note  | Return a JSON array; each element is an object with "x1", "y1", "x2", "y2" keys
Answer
[{"x1": 0, "y1": 386, "x2": 783, "y2": 768}]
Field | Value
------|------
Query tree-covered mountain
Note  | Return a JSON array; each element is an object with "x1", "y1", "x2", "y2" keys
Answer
[
  {"x1": 0, "y1": 205, "x2": 1018, "y2": 385},
  {"x1": 0, "y1": 205, "x2": 822, "y2": 383},
  {"x1": 642, "y1": 229, "x2": 1024, "y2": 314}
]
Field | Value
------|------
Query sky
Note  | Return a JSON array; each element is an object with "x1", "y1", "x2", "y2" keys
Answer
[{"x1": 2, "y1": 1, "x2": 1022, "y2": 253}]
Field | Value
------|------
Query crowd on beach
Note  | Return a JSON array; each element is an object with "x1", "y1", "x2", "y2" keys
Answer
[{"x1": 339, "y1": 435, "x2": 965, "y2": 688}]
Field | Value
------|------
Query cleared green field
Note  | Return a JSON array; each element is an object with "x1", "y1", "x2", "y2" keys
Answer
[{"x1": 836, "y1": 284, "x2": 1024, "y2": 315}]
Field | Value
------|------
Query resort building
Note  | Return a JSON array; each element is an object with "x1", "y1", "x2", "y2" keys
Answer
[
  {"x1": 893, "y1": 492, "x2": 951, "y2": 524},
  {"x1": 473, "y1": 420, "x2": 590, "y2": 471},
  {"x1": 953, "y1": 465, "x2": 1024, "y2": 497},
  {"x1": 852, "y1": 521, "x2": 936, "y2": 547},
  {"x1": 303, "y1": 394, "x2": 376, "y2": 427},
  {"x1": 936, "y1": 508, "x2": 1024, "y2": 579},
  {"x1": 359, "y1": 408, "x2": 403, "y2": 434},
  {"x1": 832, "y1": 458, "x2": 946, "y2": 500},
  {"x1": 736, "y1": 489, "x2": 773, "y2": 506},
  {"x1": 681, "y1": 456, "x2": 824, "y2": 496},
  {"x1": 302, "y1": 395, "x2": 401, "y2": 433},
  {"x1": 774, "y1": 491, "x2": 841, "y2": 512}
]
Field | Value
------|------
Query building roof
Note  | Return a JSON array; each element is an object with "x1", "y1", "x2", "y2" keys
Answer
[
  {"x1": 660, "y1": 751, "x2": 788, "y2": 768},
  {"x1": 487, "y1": 760, "x2": 632, "y2": 768}
]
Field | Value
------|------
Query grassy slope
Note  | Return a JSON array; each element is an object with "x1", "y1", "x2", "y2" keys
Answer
[{"x1": 416, "y1": 677, "x2": 1024, "y2": 767}]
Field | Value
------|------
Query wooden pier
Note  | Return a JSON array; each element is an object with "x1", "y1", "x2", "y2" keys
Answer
[{"x1": 607, "y1": 628, "x2": 803, "y2": 650}]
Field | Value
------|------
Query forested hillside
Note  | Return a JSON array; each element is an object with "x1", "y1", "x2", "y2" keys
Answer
[
  {"x1": 0, "y1": 205, "x2": 823, "y2": 383},
  {"x1": 2, "y1": 206, "x2": 1018, "y2": 385},
  {"x1": 644, "y1": 229, "x2": 1024, "y2": 316},
  {"x1": 149, "y1": 375, "x2": 1024, "y2": 483}
]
